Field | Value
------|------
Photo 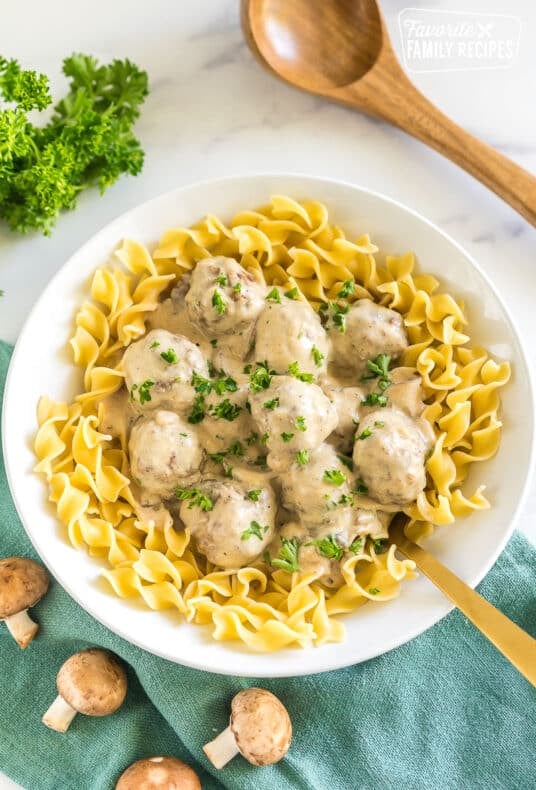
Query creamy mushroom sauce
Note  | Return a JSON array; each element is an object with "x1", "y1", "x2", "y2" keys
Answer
[{"x1": 101, "y1": 256, "x2": 435, "y2": 587}]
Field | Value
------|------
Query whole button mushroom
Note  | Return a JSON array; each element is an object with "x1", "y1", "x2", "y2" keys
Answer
[
  {"x1": 115, "y1": 756, "x2": 201, "y2": 790},
  {"x1": 204, "y1": 688, "x2": 292, "y2": 769},
  {"x1": 42, "y1": 648, "x2": 127, "y2": 732},
  {"x1": 0, "y1": 557, "x2": 49, "y2": 648}
]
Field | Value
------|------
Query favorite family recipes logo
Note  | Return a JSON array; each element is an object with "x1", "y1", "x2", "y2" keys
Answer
[{"x1": 398, "y1": 8, "x2": 521, "y2": 72}]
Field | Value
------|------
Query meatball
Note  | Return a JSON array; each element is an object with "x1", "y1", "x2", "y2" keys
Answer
[
  {"x1": 179, "y1": 480, "x2": 276, "y2": 569},
  {"x1": 122, "y1": 329, "x2": 207, "y2": 413},
  {"x1": 352, "y1": 408, "x2": 431, "y2": 506},
  {"x1": 184, "y1": 257, "x2": 265, "y2": 357},
  {"x1": 249, "y1": 377, "x2": 338, "y2": 472},
  {"x1": 280, "y1": 444, "x2": 353, "y2": 535},
  {"x1": 129, "y1": 411, "x2": 202, "y2": 498},
  {"x1": 254, "y1": 295, "x2": 328, "y2": 376},
  {"x1": 322, "y1": 382, "x2": 364, "y2": 453},
  {"x1": 329, "y1": 299, "x2": 408, "y2": 377}
]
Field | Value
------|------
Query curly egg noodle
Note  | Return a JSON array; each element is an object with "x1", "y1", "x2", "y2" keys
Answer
[{"x1": 34, "y1": 196, "x2": 510, "y2": 651}]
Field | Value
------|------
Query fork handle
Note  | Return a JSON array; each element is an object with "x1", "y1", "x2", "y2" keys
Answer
[{"x1": 394, "y1": 533, "x2": 536, "y2": 686}]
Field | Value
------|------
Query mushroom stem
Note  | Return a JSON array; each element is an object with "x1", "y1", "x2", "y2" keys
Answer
[
  {"x1": 3, "y1": 609, "x2": 38, "y2": 649},
  {"x1": 42, "y1": 694, "x2": 77, "y2": 733},
  {"x1": 203, "y1": 726, "x2": 240, "y2": 769}
]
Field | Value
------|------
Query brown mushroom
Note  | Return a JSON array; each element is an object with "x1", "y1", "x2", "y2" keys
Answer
[
  {"x1": 203, "y1": 687, "x2": 292, "y2": 768},
  {"x1": 42, "y1": 648, "x2": 127, "y2": 732},
  {"x1": 0, "y1": 557, "x2": 49, "y2": 648},
  {"x1": 115, "y1": 756, "x2": 201, "y2": 790}
]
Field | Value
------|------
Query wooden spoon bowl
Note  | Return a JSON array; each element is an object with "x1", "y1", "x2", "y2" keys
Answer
[{"x1": 242, "y1": 0, "x2": 536, "y2": 225}]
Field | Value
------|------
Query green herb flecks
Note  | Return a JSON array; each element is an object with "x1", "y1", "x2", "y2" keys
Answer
[
  {"x1": 188, "y1": 394, "x2": 206, "y2": 424},
  {"x1": 295, "y1": 416, "x2": 307, "y2": 432},
  {"x1": 356, "y1": 428, "x2": 372, "y2": 441},
  {"x1": 246, "y1": 489, "x2": 262, "y2": 502},
  {"x1": 241, "y1": 521, "x2": 269, "y2": 541},
  {"x1": 175, "y1": 487, "x2": 213, "y2": 511},
  {"x1": 263, "y1": 397, "x2": 279, "y2": 410},
  {"x1": 353, "y1": 479, "x2": 369, "y2": 495},
  {"x1": 288, "y1": 362, "x2": 314, "y2": 383},
  {"x1": 337, "y1": 279, "x2": 355, "y2": 298},
  {"x1": 295, "y1": 449, "x2": 310, "y2": 466},
  {"x1": 362, "y1": 392, "x2": 388, "y2": 408},
  {"x1": 311, "y1": 345, "x2": 325, "y2": 367},
  {"x1": 266, "y1": 287, "x2": 281, "y2": 303},
  {"x1": 209, "y1": 398, "x2": 242, "y2": 421},
  {"x1": 212, "y1": 288, "x2": 227, "y2": 315},
  {"x1": 284, "y1": 287, "x2": 299, "y2": 300},
  {"x1": 307, "y1": 535, "x2": 344, "y2": 561},
  {"x1": 272, "y1": 537, "x2": 300, "y2": 573},
  {"x1": 160, "y1": 348, "x2": 178, "y2": 364},
  {"x1": 281, "y1": 432, "x2": 294, "y2": 443},
  {"x1": 323, "y1": 469, "x2": 347, "y2": 486},
  {"x1": 249, "y1": 361, "x2": 274, "y2": 393}
]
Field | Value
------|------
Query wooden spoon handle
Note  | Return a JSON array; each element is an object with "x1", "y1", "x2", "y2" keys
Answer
[
  {"x1": 390, "y1": 518, "x2": 536, "y2": 686},
  {"x1": 340, "y1": 69, "x2": 536, "y2": 225}
]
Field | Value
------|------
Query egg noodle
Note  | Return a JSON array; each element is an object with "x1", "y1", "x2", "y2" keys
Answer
[{"x1": 34, "y1": 196, "x2": 510, "y2": 651}]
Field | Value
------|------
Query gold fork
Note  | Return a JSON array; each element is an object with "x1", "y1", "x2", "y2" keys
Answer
[{"x1": 389, "y1": 513, "x2": 536, "y2": 686}]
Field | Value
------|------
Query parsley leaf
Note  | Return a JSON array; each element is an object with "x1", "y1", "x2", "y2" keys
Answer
[
  {"x1": 133, "y1": 379, "x2": 154, "y2": 405},
  {"x1": 311, "y1": 345, "x2": 324, "y2": 367},
  {"x1": 349, "y1": 538, "x2": 363, "y2": 554},
  {"x1": 246, "y1": 489, "x2": 262, "y2": 501},
  {"x1": 188, "y1": 394, "x2": 206, "y2": 424},
  {"x1": 361, "y1": 353, "x2": 392, "y2": 385},
  {"x1": 353, "y1": 479, "x2": 369, "y2": 495},
  {"x1": 281, "y1": 432, "x2": 294, "y2": 443},
  {"x1": 337, "y1": 279, "x2": 355, "y2": 298},
  {"x1": 0, "y1": 54, "x2": 148, "y2": 235},
  {"x1": 295, "y1": 449, "x2": 310, "y2": 466},
  {"x1": 362, "y1": 392, "x2": 388, "y2": 408},
  {"x1": 212, "y1": 375, "x2": 238, "y2": 395},
  {"x1": 191, "y1": 373, "x2": 212, "y2": 395},
  {"x1": 272, "y1": 537, "x2": 300, "y2": 572},
  {"x1": 245, "y1": 431, "x2": 259, "y2": 446},
  {"x1": 263, "y1": 397, "x2": 279, "y2": 410},
  {"x1": 149, "y1": 340, "x2": 160, "y2": 349},
  {"x1": 160, "y1": 348, "x2": 178, "y2": 364},
  {"x1": 249, "y1": 361, "x2": 273, "y2": 393},
  {"x1": 288, "y1": 362, "x2": 314, "y2": 383},
  {"x1": 331, "y1": 302, "x2": 350, "y2": 333},
  {"x1": 284, "y1": 287, "x2": 299, "y2": 300},
  {"x1": 374, "y1": 420, "x2": 385, "y2": 428},
  {"x1": 212, "y1": 288, "x2": 227, "y2": 315},
  {"x1": 307, "y1": 535, "x2": 344, "y2": 561},
  {"x1": 356, "y1": 428, "x2": 372, "y2": 441},
  {"x1": 323, "y1": 469, "x2": 347, "y2": 486},
  {"x1": 369, "y1": 587, "x2": 380, "y2": 595},
  {"x1": 295, "y1": 415, "x2": 307, "y2": 432},
  {"x1": 241, "y1": 521, "x2": 269, "y2": 541},
  {"x1": 266, "y1": 287, "x2": 281, "y2": 303},
  {"x1": 210, "y1": 338, "x2": 218, "y2": 348},
  {"x1": 210, "y1": 398, "x2": 242, "y2": 421},
  {"x1": 233, "y1": 282, "x2": 242, "y2": 293},
  {"x1": 337, "y1": 454, "x2": 354, "y2": 472},
  {"x1": 372, "y1": 539, "x2": 387, "y2": 555},
  {"x1": 215, "y1": 273, "x2": 228, "y2": 287},
  {"x1": 175, "y1": 487, "x2": 213, "y2": 511}
]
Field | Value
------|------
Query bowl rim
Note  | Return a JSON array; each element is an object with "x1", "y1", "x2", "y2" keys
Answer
[{"x1": 3, "y1": 172, "x2": 535, "y2": 676}]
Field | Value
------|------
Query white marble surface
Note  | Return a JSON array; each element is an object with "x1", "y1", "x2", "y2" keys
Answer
[{"x1": 0, "y1": 1, "x2": 535, "y2": 787}]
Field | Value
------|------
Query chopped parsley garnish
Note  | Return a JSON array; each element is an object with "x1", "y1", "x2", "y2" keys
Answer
[
  {"x1": 369, "y1": 587, "x2": 380, "y2": 595},
  {"x1": 149, "y1": 340, "x2": 160, "y2": 349},
  {"x1": 288, "y1": 362, "x2": 314, "y2": 383},
  {"x1": 246, "y1": 489, "x2": 262, "y2": 502},
  {"x1": 281, "y1": 432, "x2": 294, "y2": 443},
  {"x1": 260, "y1": 432, "x2": 269, "y2": 445},
  {"x1": 245, "y1": 401, "x2": 251, "y2": 413},
  {"x1": 323, "y1": 469, "x2": 347, "y2": 486},
  {"x1": 160, "y1": 348, "x2": 178, "y2": 364},
  {"x1": 209, "y1": 441, "x2": 244, "y2": 466},
  {"x1": 295, "y1": 449, "x2": 310, "y2": 466},
  {"x1": 331, "y1": 302, "x2": 350, "y2": 333},
  {"x1": 175, "y1": 487, "x2": 213, "y2": 511},
  {"x1": 337, "y1": 454, "x2": 354, "y2": 472},
  {"x1": 222, "y1": 463, "x2": 234, "y2": 478},
  {"x1": 188, "y1": 394, "x2": 206, "y2": 424},
  {"x1": 212, "y1": 376, "x2": 238, "y2": 395},
  {"x1": 306, "y1": 535, "x2": 344, "y2": 561},
  {"x1": 372, "y1": 539, "x2": 387, "y2": 555},
  {"x1": 241, "y1": 521, "x2": 269, "y2": 541},
  {"x1": 374, "y1": 420, "x2": 385, "y2": 428},
  {"x1": 212, "y1": 288, "x2": 227, "y2": 315},
  {"x1": 349, "y1": 538, "x2": 363, "y2": 554},
  {"x1": 353, "y1": 479, "x2": 369, "y2": 495},
  {"x1": 191, "y1": 373, "x2": 212, "y2": 394},
  {"x1": 249, "y1": 361, "x2": 274, "y2": 393},
  {"x1": 233, "y1": 282, "x2": 242, "y2": 293},
  {"x1": 311, "y1": 345, "x2": 324, "y2": 367},
  {"x1": 215, "y1": 273, "x2": 228, "y2": 287},
  {"x1": 295, "y1": 415, "x2": 307, "y2": 432},
  {"x1": 207, "y1": 360, "x2": 217, "y2": 378},
  {"x1": 337, "y1": 279, "x2": 355, "y2": 298},
  {"x1": 338, "y1": 494, "x2": 354, "y2": 506},
  {"x1": 133, "y1": 379, "x2": 154, "y2": 405},
  {"x1": 210, "y1": 338, "x2": 218, "y2": 348},
  {"x1": 243, "y1": 363, "x2": 252, "y2": 374},
  {"x1": 284, "y1": 287, "x2": 299, "y2": 300},
  {"x1": 263, "y1": 397, "x2": 279, "y2": 410},
  {"x1": 129, "y1": 384, "x2": 137, "y2": 402},
  {"x1": 210, "y1": 399, "x2": 242, "y2": 421},
  {"x1": 272, "y1": 537, "x2": 300, "y2": 573},
  {"x1": 361, "y1": 354, "x2": 392, "y2": 391},
  {"x1": 266, "y1": 287, "x2": 281, "y2": 303},
  {"x1": 245, "y1": 431, "x2": 259, "y2": 446},
  {"x1": 254, "y1": 454, "x2": 268, "y2": 468},
  {"x1": 362, "y1": 391, "x2": 388, "y2": 408},
  {"x1": 356, "y1": 428, "x2": 372, "y2": 441}
]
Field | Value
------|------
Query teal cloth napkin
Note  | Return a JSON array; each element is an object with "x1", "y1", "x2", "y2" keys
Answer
[{"x1": 0, "y1": 339, "x2": 535, "y2": 790}]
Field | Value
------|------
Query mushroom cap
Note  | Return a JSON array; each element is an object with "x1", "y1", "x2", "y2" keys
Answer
[
  {"x1": 0, "y1": 557, "x2": 49, "y2": 618},
  {"x1": 230, "y1": 687, "x2": 292, "y2": 766},
  {"x1": 57, "y1": 649, "x2": 127, "y2": 716},
  {"x1": 115, "y1": 756, "x2": 201, "y2": 790}
]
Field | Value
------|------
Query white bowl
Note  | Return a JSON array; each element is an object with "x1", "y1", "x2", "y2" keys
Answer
[{"x1": 3, "y1": 174, "x2": 534, "y2": 677}]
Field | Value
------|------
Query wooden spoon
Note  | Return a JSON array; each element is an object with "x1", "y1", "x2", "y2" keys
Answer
[
  {"x1": 242, "y1": 0, "x2": 536, "y2": 225},
  {"x1": 389, "y1": 514, "x2": 536, "y2": 686}
]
